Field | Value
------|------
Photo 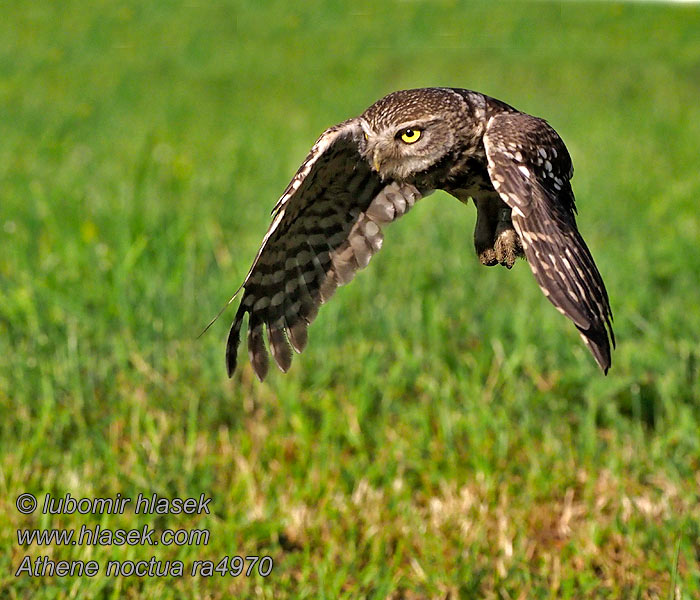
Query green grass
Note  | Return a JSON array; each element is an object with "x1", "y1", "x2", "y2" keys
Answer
[{"x1": 2, "y1": 1, "x2": 700, "y2": 598}]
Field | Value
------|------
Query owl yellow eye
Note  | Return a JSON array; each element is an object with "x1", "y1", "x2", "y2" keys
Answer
[{"x1": 399, "y1": 128, "x2": 422, "y2": 144}]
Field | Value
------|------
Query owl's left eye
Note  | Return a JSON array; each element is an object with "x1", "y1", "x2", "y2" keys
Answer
[{"x1": 398, "y1": 128, "x2": 422, "y2": 144}]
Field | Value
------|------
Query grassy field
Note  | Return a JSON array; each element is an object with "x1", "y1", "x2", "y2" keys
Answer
[{"x1": 2, "y1": 1, "x2": 700, "y2": 598}]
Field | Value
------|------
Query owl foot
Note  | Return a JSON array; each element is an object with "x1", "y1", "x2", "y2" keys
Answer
[
  {"x1": 494, "y1": 225, "x2": 523, "y2": 269},
  {"x1": 477, "y1": 247, "x2": 498, "y2": 266},
  {"x1": 475, "y1": 208, "x2": 523, "y2": 268}
]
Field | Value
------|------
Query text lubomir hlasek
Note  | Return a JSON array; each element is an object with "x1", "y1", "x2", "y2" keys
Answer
[{"x1": 41, "y1": 493, "x2": 211, "y2": 515}]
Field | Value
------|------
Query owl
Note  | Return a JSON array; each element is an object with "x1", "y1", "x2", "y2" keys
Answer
[{"x1": 224, "y1": 88, "x2": 614, "y2": 381}]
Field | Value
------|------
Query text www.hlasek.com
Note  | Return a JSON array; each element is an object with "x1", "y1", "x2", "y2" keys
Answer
[{"x1": 17, "y1": 524, "x2": 208, "y2": 547}]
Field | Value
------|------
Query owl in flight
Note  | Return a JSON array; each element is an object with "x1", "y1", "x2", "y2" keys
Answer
[{"x1": 225, "y1": 88, "x2": 614, "y2": 380}]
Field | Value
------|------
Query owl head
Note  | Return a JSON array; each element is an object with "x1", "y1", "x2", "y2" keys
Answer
[{"x1": 359, "y1": 88, "x2": 467, "y2": 181}]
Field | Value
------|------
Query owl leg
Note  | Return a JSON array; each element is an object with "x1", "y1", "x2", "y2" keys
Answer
[
  {"x1": 493, "y1": 206, "x2": 524, "y2": 269},
  {"x1": 473, "y1": 195, "x2": 523, "y2": 268},
  {"x1": 473, "y1": 195, "x2": 499, "y2": 266}
]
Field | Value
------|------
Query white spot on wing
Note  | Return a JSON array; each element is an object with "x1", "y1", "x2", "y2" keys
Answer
[
  {"x1": 364, "y1": 220, "x2": 380, "y2": 237},
  {"x1": 253, "y1": 297, "x2": 270, "y2": 311},
  {"x1": 270, "y1": 292, "x2": 285, "y2": 307}
]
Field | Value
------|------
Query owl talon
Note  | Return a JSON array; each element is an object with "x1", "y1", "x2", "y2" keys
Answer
[
  {"x1": 494, "y1": 228, "x2": 522, "y2": 269},
  {"x1": 478, "y1": 248, "x2": 498, "y2": 266}
]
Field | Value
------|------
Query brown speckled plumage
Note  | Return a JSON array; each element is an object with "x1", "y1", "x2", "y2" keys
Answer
[{"x1": 225, "y1": 87, "x2": 614, "y2": 380}]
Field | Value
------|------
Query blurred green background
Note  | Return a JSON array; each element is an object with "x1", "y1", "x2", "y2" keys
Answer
[{"x1": 2, "y1": 1, "x2": 699, "y2": 598}]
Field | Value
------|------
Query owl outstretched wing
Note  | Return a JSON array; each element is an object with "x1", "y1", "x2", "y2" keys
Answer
[
  {"x1": 226, "y1": 119, "x2": 423, "y2": 380},
  {"x1": 483, "y1": 112, "x2": 615, "y2": 373}
]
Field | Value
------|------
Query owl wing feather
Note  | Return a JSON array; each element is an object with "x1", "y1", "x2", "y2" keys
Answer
[
  {"x1": 227, "y1": 119, "x2": 423, "y2": 380},
  {"x1": 483, "y1": 112, "x2": 615, "y2": 373}
]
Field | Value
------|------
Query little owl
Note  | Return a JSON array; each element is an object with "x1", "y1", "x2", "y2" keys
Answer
[{"x1": 223, "y1": 88, "x2": 614, "y2": 380}]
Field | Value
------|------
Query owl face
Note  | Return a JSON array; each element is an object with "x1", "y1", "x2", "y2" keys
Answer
[
  {"x1": 360, "y1": 116, "x2": 456, "y2": 181},
  {"x1": 358, "y1": 87, "x2": 468, "y2": 181}
]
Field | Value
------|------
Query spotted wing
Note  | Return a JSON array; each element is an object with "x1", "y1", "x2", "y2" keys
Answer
[
  {"x1": 227, "y1": 119, "x2": 423, "y2": 380},
  {"x1": 483, "y1": 112, "x2": 614, "y2": 372}
]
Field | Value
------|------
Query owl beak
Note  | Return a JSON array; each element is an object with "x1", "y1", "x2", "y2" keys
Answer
[{"x1": 372, "y1": 152, "x2": 382, "y2": 174}]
